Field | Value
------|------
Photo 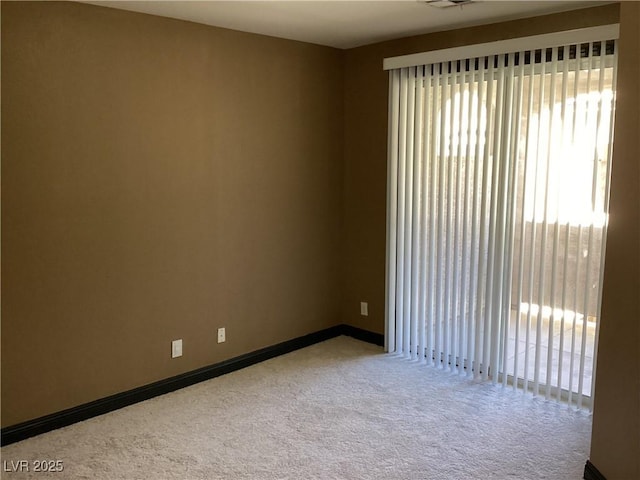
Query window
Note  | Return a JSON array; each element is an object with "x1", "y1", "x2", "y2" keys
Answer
[{"x1": 384, "y1": 28, "x2": 618, "y2": 410}]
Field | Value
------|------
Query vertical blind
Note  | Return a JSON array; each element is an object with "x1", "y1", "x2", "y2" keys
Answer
[{"x1": 385, "y1": 39, "x2": 617, "y2": 410}]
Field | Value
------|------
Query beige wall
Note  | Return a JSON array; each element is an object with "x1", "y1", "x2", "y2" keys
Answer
[
  {"x1": 341, "y1": 4, "x2": 620, "y2": 334},
  {"x1": 1, "y1": 1, "x2": 344, "y2": 427},
  {"x1": 590, "y1": 2, "x2": 640, "y2": 478}
]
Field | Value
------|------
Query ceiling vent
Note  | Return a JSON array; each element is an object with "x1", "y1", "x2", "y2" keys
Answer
[{"x1": 422, "y1": 0, "x2": 476, "y2": 8}]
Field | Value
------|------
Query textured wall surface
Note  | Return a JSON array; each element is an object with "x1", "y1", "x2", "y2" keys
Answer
[
  {"x1": 1, "y1": 1, "x2": 344, "y2": 426},
  {"x1": 590, "y1": 2, "x2": 640, "y2": 478}
]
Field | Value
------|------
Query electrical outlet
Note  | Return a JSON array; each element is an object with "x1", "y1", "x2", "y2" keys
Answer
[
  {"x1": 360, "y1": 302, "x2": 369, "y2": 316},
  {"x1": 171, "y1": 339, "x2": 183, "y2": 358},
  {"x1": 217, "y1": 327, "x2": 226, "y2": 343}
]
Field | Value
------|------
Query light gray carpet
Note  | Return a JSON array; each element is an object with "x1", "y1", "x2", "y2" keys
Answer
[{"x1": 1, "y1": 336, "x2": 591, "y2": 479}]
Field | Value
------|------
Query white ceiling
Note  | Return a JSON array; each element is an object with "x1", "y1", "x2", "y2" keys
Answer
[{"x1": 85, "y1": 1, "x2": 610, "y2": 49}]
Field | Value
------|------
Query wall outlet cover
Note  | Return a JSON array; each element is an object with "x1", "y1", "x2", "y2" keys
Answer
[
  {"x1": 360, "y1": 302, "x2": 369, "y2": 316},
  {"x1": 217, "y1": 327, "x2": 226, "y2": 343},
  {"x1": 171, "y1": 339, "x2": 183, "y2": 358}
]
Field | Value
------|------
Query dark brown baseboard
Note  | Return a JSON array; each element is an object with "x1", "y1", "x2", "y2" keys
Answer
[
  {"x1": 341, "y1": 324, "x2": 384, "y2": 346},
  {"x1": 584, "y1": 460, "x2": 607, "y2": 480},
  {"x1": 1, "y1": 324, "x2": 381, "y2": 446}
]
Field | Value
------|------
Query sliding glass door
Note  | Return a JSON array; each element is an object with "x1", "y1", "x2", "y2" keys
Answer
[{"x1": 385, "y1": 39, "x2": 617, "y2": 410}]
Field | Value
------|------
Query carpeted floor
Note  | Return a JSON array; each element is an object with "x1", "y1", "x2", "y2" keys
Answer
[{"x1": 1, "y1": 336, "x2": 592, "y2": 479}]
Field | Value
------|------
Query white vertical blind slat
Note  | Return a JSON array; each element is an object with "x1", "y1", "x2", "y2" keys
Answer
[
  {"x1": 562, "y1": 52, "x2": 583, "y2": 404},
  {"x1": 427, "y1": 67, "x2": 440, "y2": 366},
  {"x1": 471, "y1": 56, "x2": 487, "y2": 378},
  {"x1": 453, "y1": 66, "x2": 466, "y2": 373},
  {"x1": 498, "y1": 52, "x2": 517, "y2": 387},
  {"x1": 505, "y1": 52, "x2": 526, "y2": 388},
  {"x1": 531, "y1": 54, "x2": 548, "y2": 397},
  {"x1": 479, "y1": 55, "x2": 496, "y2": 381},
  {"x1": 488, "y1": 54, "x2": 507, "y2": 383},
  {"x1": 436, "y1": 62, "x2": 448, "y2": 367},
  {"x1": 536, "y1": 46, "x2": 558, "y2": 398},
  {"x1": 402, "y1": 67, "x2": 416, "y2": 357},
  {"x1": 462, "y1": 67, "x2": 476, "y2": 376},
  {"x1": 385, "y1": 69, "x2": 400, "y2": 353},
  {"x1": 404, "y1": 67, "x2": 416, "y2": 358},
  {"x1": 395, "y1": 67, "x2": 408, "y2": 354},
  {"x1": 547, "y1": 45, "x2": 570, "y2": 401},
  {"x1": 440, "y1": 65, "x2": 451, "y2": 367},
  {"x1": 444, "y1": 64, "x2": 456, "y2": 370},
  {"x1": 515, "y1": 55, "x2": 537, "y2": 392},
  {"x1": 411, "y1": 67, "x2": 424, "y2": 361},
  {"x1": 416, "y1": 66, "x2": 427, "y2": 363}
]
